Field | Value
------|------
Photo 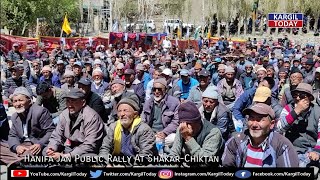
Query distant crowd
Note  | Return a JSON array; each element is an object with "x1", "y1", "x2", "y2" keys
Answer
[{"x1": 0, "y1": 35, "x2": 320, "y2": 171}]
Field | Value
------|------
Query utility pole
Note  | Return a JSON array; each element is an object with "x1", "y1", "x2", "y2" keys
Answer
[
  {"x1": 80, "y1": 0, "x2": 83, "y2": 36},
  {"x1": 202, "y1": 0, "x2": 205, "y2": 37},
  {"x1": 109, "y1": 0, "x2": 113, "y2": 32}
]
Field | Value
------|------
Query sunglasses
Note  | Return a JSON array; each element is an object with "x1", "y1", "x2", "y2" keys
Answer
[{"x1": 152, "y1": 87, "x2": 163, "y2": 92}]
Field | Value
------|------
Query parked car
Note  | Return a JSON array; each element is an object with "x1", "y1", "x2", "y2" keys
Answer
[
  {"x1": 135, "y1": 20, "x2": 156, "y2": 32},
  {"x1": 163, "y1": 19, "x2": 183, "y2": 31}
]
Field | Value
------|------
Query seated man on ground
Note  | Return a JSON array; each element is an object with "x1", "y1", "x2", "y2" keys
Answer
[
  {"x1": 0, "y1": 87, "x2": 54, "y2": 166},
  {"x1": 45, "y1": 88, "x2": 105, "y2": 160},
  {"x1": 99, "y1": 97, "x2": 155, "y2": 166}
]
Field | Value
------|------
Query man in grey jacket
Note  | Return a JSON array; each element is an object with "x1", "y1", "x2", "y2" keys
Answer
[
  {"x1": 99, "y1": 97, "x2": 155, "y2": 166},
  {"x1": 188, "y1": 69, "x2": 214, "y2": 108},
  {"x1": 0, "y1": 87, "x2": 54, "y2": 165},
  {"x1": 45, "y1": 88, "x2": 105, "y2": 160},
  {"x1": 170, "y1": 101, "x2": 223, "y2": 167}
]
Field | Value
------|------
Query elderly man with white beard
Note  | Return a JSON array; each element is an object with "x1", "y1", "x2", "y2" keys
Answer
[
  {"x1": 103, "y1": 79, "x2": 141, "y2": 125},
  {"x1": 0, "y1": 87, "x2": 55, "y2": 166},
  {"x1": 91, "y1": 68, "x2": 109, "y2": 97},
  {"x1": 141, "y1": 78, "x2": 180, "y2": 151},
  {"x1": 99, "y1": 97, "x2": 155, "y2": 166}
]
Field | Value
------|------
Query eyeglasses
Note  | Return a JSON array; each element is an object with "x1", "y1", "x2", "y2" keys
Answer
[
  {"x1": 152, "y1": 87, "x2": 163, "y2": 92},
  {"x1": 117, "y1": 69, "x2": 123, "y2": 71},
  {"x1": 33, "y1": 65, "x2": 39, "y2": 68}
]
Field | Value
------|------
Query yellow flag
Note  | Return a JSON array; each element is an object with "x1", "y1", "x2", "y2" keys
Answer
[
  {"x1": 177, "y1": 27, "x2": 182, "y2": 39},
  {"x1": 207, "y1": 28, "x2": 211, "y2": 39},
  {"x1": 62, "y1": 14, "x2": 72, "y2": 35}
]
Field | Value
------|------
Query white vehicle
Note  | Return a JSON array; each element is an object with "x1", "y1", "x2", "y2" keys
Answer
[
  {"x1": 163, "y1": 19, "x2": 183, "y2": 30},
  {"x1": 134, "y1": 20, "x2": 156, "y2": 32},
  {"x1": 182, "y1": 23, "x2": 194, "y2": 29}
]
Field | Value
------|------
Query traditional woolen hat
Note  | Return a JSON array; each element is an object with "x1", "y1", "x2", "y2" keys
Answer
[
  {"x1": 178, "y1": 101, "x2": 201, "y2": 123},
  {"x1": 154, "y1": 78, "x2": 168, "y2": 88},
  {"x1": 117, "y1": 96, "x2": 140, "y2": 112}
]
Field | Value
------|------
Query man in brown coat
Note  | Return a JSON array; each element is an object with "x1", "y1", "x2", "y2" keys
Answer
[{"x1": 45, "y1": 88, "x2": 105, "y2": 159}]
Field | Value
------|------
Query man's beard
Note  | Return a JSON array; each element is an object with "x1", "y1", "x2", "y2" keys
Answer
[
  {"x1": 114, "y1": 91, "x2": 123, "y2": 98},
  {"x1": 154, "y1": 95, "x2": 164, "y2": 102},
  {"x1": 94, "y1": 79, "x2": 102, "y2": 85},
  {"x1": 125, "y1": 81, "x2": 132, "y2": 88},
  {"x1": 290, "y1": 84, "x2": 298, "y2": 90},
  {"x1": 15, "y1": 106, "x2": 26, "y2": 114}
]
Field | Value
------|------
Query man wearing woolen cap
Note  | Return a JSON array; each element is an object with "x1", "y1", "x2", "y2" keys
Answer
[
  {"x1": 99, "y1": 97, "x2": 155, "y2": 166},
  {"x1": 217, "y1": 66, "x2": 243, "y2": 109},
  {"x1": 211, "y1": 64, "x2": 226, "y2": 86},
  {"x1": 104, "y1": 78, "x2": 140, "y2": 125},
  {"x1": 198, "y1": 86, "x2": 233, "y2": 140},
  {"x1": 0, "y1": 87, "x2": 55, "y2": 165},
  {"x1": 91, "y1": 68, "x2": 109, "y2": 97},
  {"x1": 170, "y1": 101, "x2": 223, "y2": 167},
  {"x1": 222, "y1": 103, "x2": 299, "y2": 167}
]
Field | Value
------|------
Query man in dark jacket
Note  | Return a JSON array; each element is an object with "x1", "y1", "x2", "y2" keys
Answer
[
  {"x1": 222, "y1": 103, "x2": 299, "y2": 167},
  {"x1": 277, "y1": 83, "x2": 320, "y2": 167},
  {"x1": 3, "y1": 65, "x2": 33, "y2": 101},
  {"x1": 124, "y1": 69, "x2": 145, "y2": 103},
  {"x1": 199, "y1": 86, "x2": 234, "y2": 140},
  {"x1": 35, "y1": 82, "x2": 67, "y2": 124},
  {"x1": 233, "y1": 77, "x2": 280, "y2": 131},
  {"x1": 78, "y1": 78, "x2": 107, "y2": 123},
  {"x1": 0, "y1": 87, "x2": 54, "y2": 165}
]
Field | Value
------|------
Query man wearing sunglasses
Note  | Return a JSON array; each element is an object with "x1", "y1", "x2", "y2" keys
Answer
[
  {"x1": 277, "y1": 83, "x2": 320, "y2": 168},
  {"x1": 142, "y1": 78, "x2": 180, "y2": 152}
]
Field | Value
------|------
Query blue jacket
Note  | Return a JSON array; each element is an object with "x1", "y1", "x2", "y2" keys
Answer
[
  {"x1": 91, "y1": 81, "x2": 109, "y2": 97},
  {"x1": 39, "y1": 74, "x2": 61, "y2": 88},
  {"x1": 140, "y1": 73, "x2": 152, "y2": 90},
  {"x1": 177, "y1": 78, "x2": 199, "y2": 100},
  {"x1": 232, "y1": 87, "x2": 256, "y2": 121}
]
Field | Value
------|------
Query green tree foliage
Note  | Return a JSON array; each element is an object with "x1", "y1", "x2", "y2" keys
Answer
[{"x1": 1, "y1": 0, "x2": 80, "y2": 36}]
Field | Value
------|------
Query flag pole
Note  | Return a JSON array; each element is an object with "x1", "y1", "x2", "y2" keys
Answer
[{"x1": 60, "y1": 13, "x2": 66, "y2": 37}]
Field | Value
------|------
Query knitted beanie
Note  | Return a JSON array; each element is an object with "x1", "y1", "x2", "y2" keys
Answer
[
  {"x1": 117, "y1": 96, "x2": 140, "y2": 112},
  {"x1": 178, "y1": 101, "x2": 201, "y2": 122}
]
